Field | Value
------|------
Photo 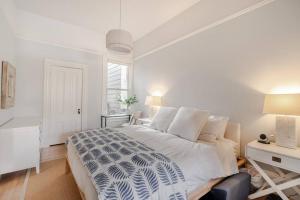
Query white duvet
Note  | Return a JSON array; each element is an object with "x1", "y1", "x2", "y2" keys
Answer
[
  {"x1": 68, "y1": 125, "x2": 239, "y2": 200},
  {"x1": 119, "y1": 125, "x2": 239, "y2": 193}
]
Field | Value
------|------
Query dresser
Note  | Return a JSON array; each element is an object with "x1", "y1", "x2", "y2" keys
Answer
[
  {"x1": 246, "y1": 140, "x2": 300, "y2": 200},
  {"x1": 0, "y1": 117, "x2": 41, "y2": 175}
]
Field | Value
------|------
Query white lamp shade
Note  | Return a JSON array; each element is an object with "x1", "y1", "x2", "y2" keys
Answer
[
  {"x1": 263, "y1": 94, "x2": 300, "y2": 149},
  {"x1": 145, "y1": 96, "x2": 162, "y2": 106},
  {"x1": 106, "y1": 29, "x2": 133, "y2": 54},
  {"x1": 263, "y1": 94, "x2": 300, "y2": 116}
]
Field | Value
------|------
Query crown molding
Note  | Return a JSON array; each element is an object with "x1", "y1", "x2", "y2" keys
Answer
[
  {"x1": 16, "y1": 35, "x2": 105, "y2": 56},
  {"x1": 134, "y1": 0, "x2": 276, "y2": 61}
]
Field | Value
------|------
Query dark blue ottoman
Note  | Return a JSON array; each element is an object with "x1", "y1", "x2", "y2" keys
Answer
[{"x1": 210, "y1": 172, "x2": 251, "y2": 200}]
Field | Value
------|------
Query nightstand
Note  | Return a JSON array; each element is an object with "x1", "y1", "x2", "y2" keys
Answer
[
  {"x1": 246, "y1": 140, "x2": 300, "y2": 200},
  {"x1": 137, "y1": 118, "x2": 152, "y2": 126}
]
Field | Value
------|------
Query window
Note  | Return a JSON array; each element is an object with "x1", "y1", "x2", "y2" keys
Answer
[{"x1": 105, "y1": 62, "x2": 129, "y2": 114}]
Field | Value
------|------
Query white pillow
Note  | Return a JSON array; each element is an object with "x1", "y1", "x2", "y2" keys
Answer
[
  {"x1": 198, "y1": 115, "x2": 229, "y2": 141},
  {"x1": 150, "y1": 106, "x2": 178, "y2": 132},
  {"x1": 167, "y1": 107, "x2": 209, "y2": 142}
]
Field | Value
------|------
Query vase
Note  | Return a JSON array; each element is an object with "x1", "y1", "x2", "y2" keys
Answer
[{"x1": 126, "y1": 105, "x2": 132, "y2": 114}]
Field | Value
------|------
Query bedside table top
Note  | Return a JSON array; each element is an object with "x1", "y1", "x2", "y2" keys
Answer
[
  {"x1": 247, "y1": 140, "x2": 300, "y2": 159},
  {"x1": 137, "y1": 118, "x2": 152, "y2": 123}
]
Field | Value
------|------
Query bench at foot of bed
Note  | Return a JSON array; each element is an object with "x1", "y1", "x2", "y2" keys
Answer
[{"x1": 201, "y1": 172, "x2": 251, "y2": 200}]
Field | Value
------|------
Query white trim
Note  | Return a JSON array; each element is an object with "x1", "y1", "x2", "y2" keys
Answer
[
  {"x1": 134, "y1": 0, "x2": 276, "y2": 61},
  {"x1": 42, "y1": 59, "x2": 88, "y2": 147},
  {"x1": 101, "y1": 55, "x2": 108, "y2": 114},
  {"x1": 16, "y1": 35, "x2": 105, "y2": 56},
  {"x1": 106, "y1": 51, "x2": 133, "y2": 64},
  {"x1": 101, "y1": 52, "x2": 133, "y2": 114},
  {"x1": 107, "y1": 59, "x2": 133, "y2": 94}
]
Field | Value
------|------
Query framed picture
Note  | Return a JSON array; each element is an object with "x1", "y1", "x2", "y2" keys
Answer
[{"x1": 1, "y1": 61, "x2": 16, "y2": 109}]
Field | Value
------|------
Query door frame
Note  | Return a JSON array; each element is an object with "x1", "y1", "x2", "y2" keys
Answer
[{"x1": 42, "y1": 59, "x2": 88, "y2": 147}]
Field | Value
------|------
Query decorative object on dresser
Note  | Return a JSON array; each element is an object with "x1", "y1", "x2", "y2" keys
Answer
[
  {"x1": 1, "y1": 61, "x2": 16, "y2": 109},
  {"x1": 0, "y1": 117, "x2": 41, "y2": 175},
  {"x1": 144, "y1": 95, "x2": 162, "y2": 117},
  {"x1": 246, "y1": 140, "x2": 300, "y2": 200},
  {"x1": 263, "y1": 94, "x2": 300, "y2": 148}
]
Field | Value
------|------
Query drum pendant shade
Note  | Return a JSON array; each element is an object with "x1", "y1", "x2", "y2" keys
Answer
[{"x1": 106, "y1": 29, "x2": 133, "y2": 54}]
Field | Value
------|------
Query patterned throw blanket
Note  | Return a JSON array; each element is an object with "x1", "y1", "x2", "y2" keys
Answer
[{"x1": 69, "y1": 128, "x2": 187, "y2": 200}]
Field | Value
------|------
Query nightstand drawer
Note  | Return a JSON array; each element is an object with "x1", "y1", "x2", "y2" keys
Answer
[{"x1": 247, "y1": 147, "x2": 300, "y2": 174}]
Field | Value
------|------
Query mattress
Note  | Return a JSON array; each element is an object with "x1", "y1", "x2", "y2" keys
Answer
[{"x1": 67, "y1": 125, "x2": 238, "y2": 200}]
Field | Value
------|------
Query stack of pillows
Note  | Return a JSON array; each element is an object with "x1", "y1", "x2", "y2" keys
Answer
[{"x1": 150, "y1": 106, "x2": 229, "y2": 143}]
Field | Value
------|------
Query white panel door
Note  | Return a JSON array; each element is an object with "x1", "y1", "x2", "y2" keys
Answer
[{"x1": 45, "y1": 65, "x2": 83, "y2": 145}]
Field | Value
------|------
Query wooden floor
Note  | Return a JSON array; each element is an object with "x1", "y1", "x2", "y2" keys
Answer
[
  {"x1": 0, "y1": 170, "x2": 27, "y2": 200},
  {"x1": 0, "y1": 144, "x2": 82, "y2": 200},
  {"x1": 0, "y1": 158, "x2": 82, "y2": 200},
  {"x1": 26, "y1": 158, "x2": 81, "y2": 200},
  {"x1": 40, "y1": 144, "x2": 67, "y2": 162}
]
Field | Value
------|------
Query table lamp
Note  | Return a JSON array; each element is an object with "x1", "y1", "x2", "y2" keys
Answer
[
  {"x1": 145, "y1": 96, "x2": 162, "y2": 118},
  {"x1": 263, "y1": 94, "x2": 300, "y2": 148}
]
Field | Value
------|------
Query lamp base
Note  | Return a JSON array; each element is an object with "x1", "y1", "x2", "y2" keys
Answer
[
  {"x1": 275, "y1": 116, "x2": 298, "y2": 149},
  {"x1": 148, "y1": 106, "x2": 159, "y2": 119}
]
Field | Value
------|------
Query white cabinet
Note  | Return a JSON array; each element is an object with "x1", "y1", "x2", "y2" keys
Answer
[{"x1": 0, "y1": 117, "x2": 41, "y2": 175}]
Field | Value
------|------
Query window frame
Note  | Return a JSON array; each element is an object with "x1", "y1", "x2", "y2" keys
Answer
[{"x1": 102, "y1": 54, "x2": 133, "y2": 115}]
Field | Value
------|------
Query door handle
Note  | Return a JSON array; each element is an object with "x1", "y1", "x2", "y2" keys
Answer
[{"x1": 77, "y1": 108, "x2": 81, "y2": 114}]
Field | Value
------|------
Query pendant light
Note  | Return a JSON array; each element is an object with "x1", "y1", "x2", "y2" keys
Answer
[{"x1": 106, "y1": 0, "x2": 133, "y2": 54}]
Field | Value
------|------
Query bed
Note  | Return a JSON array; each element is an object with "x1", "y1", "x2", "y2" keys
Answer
[{"x1": 66, "y1": 122, "x2": 241, "y2": 200}]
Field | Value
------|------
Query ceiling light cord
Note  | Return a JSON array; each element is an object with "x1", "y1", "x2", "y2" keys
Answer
[{"x1": 106, "y1": 0, "x2": 133, "y2": 54}]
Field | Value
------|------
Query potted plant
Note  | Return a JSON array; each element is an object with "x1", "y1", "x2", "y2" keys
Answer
[{"x1": 118, "y1": 95, "x2": 138, "y2": 113}]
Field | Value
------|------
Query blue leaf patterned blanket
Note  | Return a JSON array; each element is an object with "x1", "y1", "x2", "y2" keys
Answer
[{"x1": 69, "y1": 128, "x2": 187, "y2": 200}]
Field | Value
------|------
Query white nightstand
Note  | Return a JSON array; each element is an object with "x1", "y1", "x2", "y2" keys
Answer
[
  {"x1": 136, "y1": 118, "x2": 152, "y2": 126},
  {"x1": 246, "y1": 140, "x2": 300, "y2": 200}
]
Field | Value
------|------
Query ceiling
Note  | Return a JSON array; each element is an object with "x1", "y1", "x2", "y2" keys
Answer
[{"x1": 14, "y1": 0, "x2": 201, "y2": 40}]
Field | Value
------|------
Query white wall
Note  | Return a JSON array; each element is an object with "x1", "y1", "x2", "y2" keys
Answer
[
  {"x1": 0, "y1": 0, "x2": 104, "y2": 130},
  {"x1": 15, "y1": 39, "x2": 103, "y2": 129},
  {"x1": 0, "y1": 6, "x2": 16, "y2": 125},
  {"x1": 16, "y1": 10, "x2": 104, "y2": 54},
  {"x1": 134, "y1": 0, "x2": 270, "y2": 58},
  {"x1": 133, "y1": 0, "x2": 300, "y2": 154}
]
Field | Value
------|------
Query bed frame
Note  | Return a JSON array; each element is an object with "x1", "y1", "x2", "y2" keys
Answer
[{"x1": 65, "y1": 122, "x2": 243, "y2": 200}]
